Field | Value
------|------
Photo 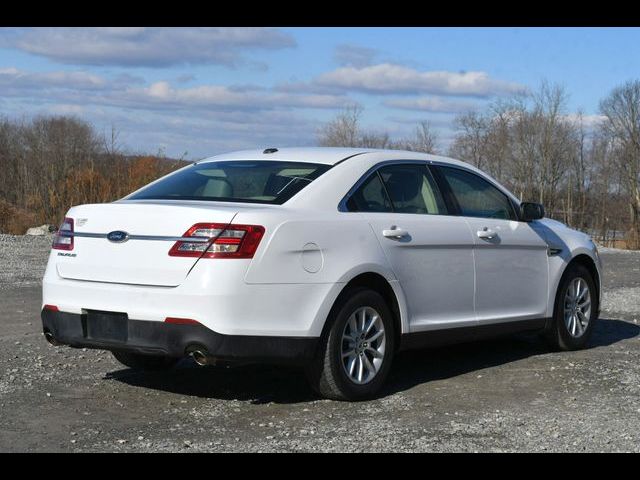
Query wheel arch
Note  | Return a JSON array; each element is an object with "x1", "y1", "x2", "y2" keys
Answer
[
  {"x1": 564, "y1": 253, "x2": 601, "y2": 303},
  {"x1": 319, "y1": 271, "x2": 407, "y2": 352},
  {"x1": 552, "y1": 252, "x2": 601, "y2": 321}
]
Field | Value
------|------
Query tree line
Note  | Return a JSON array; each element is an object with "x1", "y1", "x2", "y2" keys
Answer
[
  {"x1": 0, "y1": 116, "x2": 186, "y2": 234},
  {"x1": 1, "y1": 79, "x2": 638, "y2": 249},
  {"x1": 318, "y1": 81, "x2": 640, "y2": 250}
]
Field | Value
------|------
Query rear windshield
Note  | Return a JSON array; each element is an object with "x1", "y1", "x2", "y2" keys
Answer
[{"x1": 127, "y1": 161, "x2": 331, "y2": 205}]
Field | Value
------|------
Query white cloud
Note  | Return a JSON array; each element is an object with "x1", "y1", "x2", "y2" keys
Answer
[
  {"x1": 334, "y1": 44, "x2": 378, "y2": 68},
  {"x1": 563, "y1": 113, "x2": 607, "y2": 129},
  {"x1": 384, "y1": 96, "x2": 480, "y2": 113},
  {"x1": 482, "y1": 110, "x2": 606, "y2": 131},
  {"x1": 3, "y1": 27, "x2": 296, "y2": 67},
  {"x1": 0, "y1": 67, "x2": 348, "y2": 113},
  {"x1": 385, "y1": 116, "x2": 457, "y2": 128},
  {"x1": 123, "y1": 81, "x2": 348, "y2": 111},
  {"x1": 58, "y1": 105, "x2": 322, "y2": 158},
  {"x1": 13, "y1": 98, "x2": 325, "y2": 159},
  {"x1": 0, "y1": 60, "x2": 528, "y2": 159},
  {"x1": 0, "y1": 67, "x2": 106, "y2": 90},
  {"x1": 314, "y1": 64, "x2": 526, "y2": 97},
  {"x1": 45, "y1": 104, "x2": 87, "y2": 116}
]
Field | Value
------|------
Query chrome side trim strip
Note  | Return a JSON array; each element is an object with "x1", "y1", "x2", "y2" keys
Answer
[
  {"x1": 59, "y1": 231, "x2": 105, "y2": 239},
  {"x1": 63, "y1": 231, "x2": 211, "y2": 243}
]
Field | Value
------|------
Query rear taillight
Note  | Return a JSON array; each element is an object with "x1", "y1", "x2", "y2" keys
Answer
[
  {"x1": 52, "y1": 217, "x2": 74, "y2": 250},
  {"x1": 164, "y1": 317, "x2": 201, "y2": 325},
  {"x1": 169, "y1": 223, "x2": 265, "y2": 259}
]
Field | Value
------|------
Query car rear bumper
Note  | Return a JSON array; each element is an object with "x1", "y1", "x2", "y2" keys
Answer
[
  {"x1": 43, "y1": 252, "x2": 338, "y2": 337},
  {"x1": 41, "y1": 308, "x2": 318, "y2": 365}
]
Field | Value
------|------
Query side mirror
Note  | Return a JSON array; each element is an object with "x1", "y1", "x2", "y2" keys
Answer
[{"x1": 520, "y1": 202, "x2": 544, "y2": 221}]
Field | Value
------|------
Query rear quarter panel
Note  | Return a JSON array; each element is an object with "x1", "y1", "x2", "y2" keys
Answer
[
  {"x1": 235, "y1": 209, "x2": 405, "y2": 335},
  {"x1": 242, "y1": 212, "x2": 394, "y2": 285}
]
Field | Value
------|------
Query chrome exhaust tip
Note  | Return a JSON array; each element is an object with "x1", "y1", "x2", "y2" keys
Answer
[
  {"x1": 44, "y1": 331, "x2": 61, "y2": 346},
  {"x1": 191, "y1": 350, "x2": 210, "y2": 366}
]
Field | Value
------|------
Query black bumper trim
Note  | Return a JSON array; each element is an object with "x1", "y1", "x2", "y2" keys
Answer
[{"x1": 41, "y1": 309, "x2": 318, "y2": 366}]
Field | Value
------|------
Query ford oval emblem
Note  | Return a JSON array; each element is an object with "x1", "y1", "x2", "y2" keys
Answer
[{"x1": 107, "y1": 230, "x2": 129, "y2": 243}]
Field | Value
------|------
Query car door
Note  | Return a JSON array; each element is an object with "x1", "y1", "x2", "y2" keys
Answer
[
  {"x1": 434, "y1": 165, "x2": 549, "y2": 325},
  {"x1": 345, "y1": 162, "x2": 476, "y2": 332}
]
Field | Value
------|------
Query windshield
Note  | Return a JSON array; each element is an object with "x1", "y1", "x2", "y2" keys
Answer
[{"x1": 127, "y1": 161, "x2": 331, "y2": 205}]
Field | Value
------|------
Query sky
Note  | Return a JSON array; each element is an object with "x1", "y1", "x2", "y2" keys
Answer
[{"x1": 0, "y1": 27, "x2": 639, "y2": 159}]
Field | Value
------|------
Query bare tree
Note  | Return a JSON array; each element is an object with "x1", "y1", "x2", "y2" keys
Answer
[
  {"x1": 103, "y1": 124, "x2": 122, "y2": 161},
  {"x1": 0, "y1": 115, "x2": 183, "y2": 234},
  {"x1": 359, "y1": 132, "x2": 390, "y2": 149},
  {"x1": 313, "y1": 82, "x2": 640, "y2": 249},
  {"x1": 318, "y1": 106, "x2": 392, "y2": 149},
  {"x1": 599, "y1": 80, "x2": 640, "y2": 248},
  {"x1": 318, "y1": 105, "x2": 363, "y2": 147},
  {"x1": 397, "y1": 121, "x2": 439, "y2": 154},
  {"x1": 449, "y1": 111, "x2": 489, "y2": 169},
  {"x1": 529, "y1": 81, "x2": 573, "y2": 208}
]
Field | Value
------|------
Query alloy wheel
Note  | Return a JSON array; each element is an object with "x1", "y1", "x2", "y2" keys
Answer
[{"x1": 341, "y1": 306, "x2": 386, "y2": 384}]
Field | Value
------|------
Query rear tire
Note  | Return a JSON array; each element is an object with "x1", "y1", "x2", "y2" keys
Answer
[
  {"x1": 112, "y1": 351, "x2": 178, "y2": 371},
  {"x1": 306, "y1": 288, "x2": 395, "y2": 401},
  {"x1": 545, "y1": 263, "x2": 598, "y2": 351}
]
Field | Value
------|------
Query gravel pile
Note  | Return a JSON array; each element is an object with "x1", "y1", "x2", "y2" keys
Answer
[{"x1": 0, "y1": 234, "x2": 53, "y2": 289}]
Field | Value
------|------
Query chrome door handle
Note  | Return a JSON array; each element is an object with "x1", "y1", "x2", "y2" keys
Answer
[
  {"x1": 382, "y1": 227, "x2": 409, "y2": 239},
  {"x1": 477, "y1": 228, "x2": 496, "y2": 239}
]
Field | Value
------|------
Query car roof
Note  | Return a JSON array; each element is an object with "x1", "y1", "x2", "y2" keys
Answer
[
  {"x1": 198, "y1": 147, "x2": 520, "y2": 205},
  {"x1": 198, "y1": 147, "x2": 371, "y2": 165},
  {"x1": 197, "y1": 147, "x2": 472, "y2": 168}
]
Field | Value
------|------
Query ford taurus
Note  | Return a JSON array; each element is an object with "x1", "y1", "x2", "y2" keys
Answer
[{"x1": 41, "y1": 148, "x2": 602, "y2": 400}]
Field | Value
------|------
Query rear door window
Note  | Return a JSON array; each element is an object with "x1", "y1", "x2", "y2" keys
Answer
[
  {"x1": 378, "y1": 164, "x2": 446, "y2": 214},
  {"x1": 346, "y1": 163, "x2": 447, "y2": 215},
  {"x1": 346, "y1": 173, "x2": 393, "y2": 212}
]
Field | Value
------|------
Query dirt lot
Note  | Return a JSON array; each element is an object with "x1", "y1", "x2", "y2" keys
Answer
[{"x1": 1, "y1": 234, "x2": 639, "y2": 452}]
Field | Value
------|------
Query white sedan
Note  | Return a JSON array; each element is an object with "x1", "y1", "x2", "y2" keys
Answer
[{"x1": 41, "y1": 147, "x2": 602, "y2": 400}]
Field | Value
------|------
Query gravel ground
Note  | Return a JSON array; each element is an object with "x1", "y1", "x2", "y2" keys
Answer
[
  {"x1": 0, "y1": 235, "x2": 639, "y2": 452},
  {"x1": 0, "y1": 234, "x2": 52, "y2": 289}
]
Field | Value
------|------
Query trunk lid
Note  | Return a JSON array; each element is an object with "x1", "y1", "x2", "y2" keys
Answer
[{"x1": 56, "y1": 201, "x2": 238, "y2": 286}]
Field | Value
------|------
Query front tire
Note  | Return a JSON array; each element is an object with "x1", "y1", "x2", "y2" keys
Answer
[
  {"x1": 546, "y1": 263, "x2": 598, "y2": 351},
  {"x1": 112, "y1": 351, "x2": 178, "y2": 371},
  {"x1": 306, "y1": 288, "x2": 395, "y2": 401}
]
